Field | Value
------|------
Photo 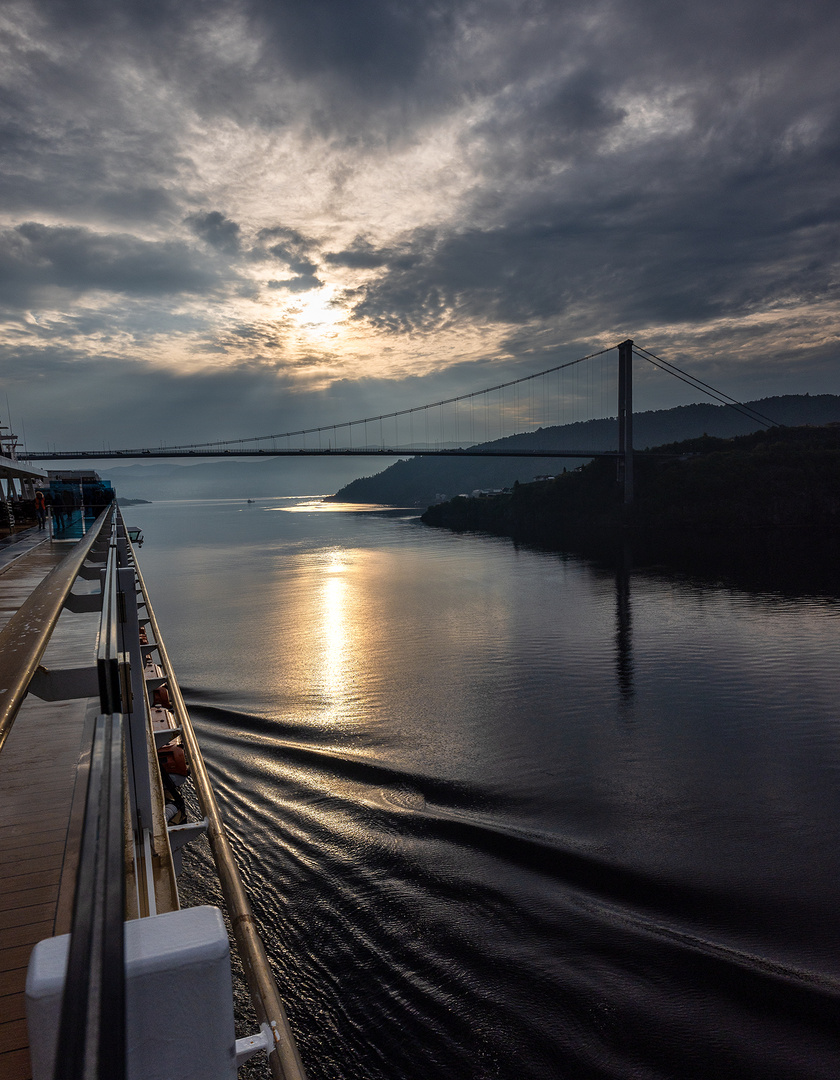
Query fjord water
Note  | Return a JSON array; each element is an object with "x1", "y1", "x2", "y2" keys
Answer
[{"x1": 130, "y1": 498, "x2": 840, "y2": 1080}]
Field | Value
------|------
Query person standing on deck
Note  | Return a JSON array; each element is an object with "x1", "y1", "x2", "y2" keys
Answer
[
  {"x1": 34, "y1": 488, "x2": 46, "y2": 530},
  {"x1": 51, "y1": 490, "x2": 63, "y2": 530}
]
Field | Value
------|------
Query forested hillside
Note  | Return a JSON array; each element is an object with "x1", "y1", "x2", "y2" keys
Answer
[
  {"x1": 330, "y1": 395, "x2": 840, "y2": 506},
  {"x1": 421, "y1": 424, "x2": 840, "y2": 584}
]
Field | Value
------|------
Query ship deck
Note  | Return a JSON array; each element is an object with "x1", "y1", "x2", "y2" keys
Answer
[
  {"x1": 0, "y1": 520, "x2": 307, "y2": 1080},
  {"x1": 0, "y1": 534, "x2": 100, "y2": 1080}
]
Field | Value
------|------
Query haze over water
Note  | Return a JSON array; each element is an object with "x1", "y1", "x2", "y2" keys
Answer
[{"x1": 130, "y1": 497, "x2": 840, "y2": 1080}]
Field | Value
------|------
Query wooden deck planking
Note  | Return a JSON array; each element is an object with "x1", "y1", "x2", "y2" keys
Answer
[
  {"x1": 0, "y1": 1048, "x2": 30, "y2": 1080},
  {"x1": 0, "y1": 1020, "x2": 27, "y2": 1056},
  {"x1": 0, "y1": 697, "x2": 85, "y2": 1080},
  {"x1": 1, "y1": 763, "x2": 82, "y2": 788},
  {"x1": 0, "y1": 870, "x2": 62, "y2": 897},
  {"x1": 0, "y1": 838, "x2": 66, "y2": 864},
  {"x1": 0, "y1": 548, "x2": 66, "y2": 634},
  {"x1": 0, "y1": 968, "x2": 27, "y2": 1000},
  {"x1": 0, "y1": 856, "x2": 63, "y2": 880},
  {"x1": 0, "y1": 888, "x2": 58, "y2": 916},
  {"x1": 0, "y1": 544, "x2": 101, "y2": 1080},
  {"x1": 0, "y1": 843, "x2": 65, "y2": 866},
  {"x1": 0, "y1": 948, "x2": 38, "y2": 978},
  {"x1": 0, "y1": 996, "x2": 25, "y2": 1023},
  {"x1": 53, "y1": 713, "x2": 93, "y2": 938},
  {"x1": 0, "y1": 815, "x2": 71, "y2": 839},
  {"x1": 0, "y1": 924, "x2": 53, "y2": 953},
  {"x1": 0, "y1": 908, "x2": 54, "y2": 934}
]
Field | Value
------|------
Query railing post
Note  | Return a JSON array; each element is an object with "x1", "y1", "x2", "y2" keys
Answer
[{"x1": 618, "y1": 339, "x2": 634, "y2": 505}]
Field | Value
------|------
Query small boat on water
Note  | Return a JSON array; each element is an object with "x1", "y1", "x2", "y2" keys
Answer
[{"x1": 0, "y1": 503, "x2": 306, "y2": 1079}]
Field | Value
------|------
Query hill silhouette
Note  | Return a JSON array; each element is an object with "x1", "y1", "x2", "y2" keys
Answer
[
  {"x1": 330, "y1": 395, "x2": 840, "y2": 506},
  {"x1": 421, "y1": 423, "x2": 840, "y2": 588}
]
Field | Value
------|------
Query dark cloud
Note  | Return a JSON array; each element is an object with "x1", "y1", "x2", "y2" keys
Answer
[
  {"x1": 324, "y1": 239, "x2": 390, "y2": 270},
  {"x1": 353, "y1": 181, "x2": 839, "y2": 339},
  {"x1": 0, "y1": 223, "x2": 222, "y2": 306},
  {"x1": 10, "y1": 0, "x2": 840, "y2": 140},
  {"x1": 253, "y1": 226, "x2": 323, "y2": 289},
  {"x1": 1, "y1": 0, "x2": 460, "y2": 143},
  {"x1": 349, "y1": 48, "x2": 840, "y2": 338},
  {"x1": 267, "y1": 276, "x2": 323, "y2": 292},
  {"x1": 0, "y1": 0, "x2": 839, "y2": 450},
  {"x1": 0, "y1": 14, "x2": 188, "y2": 227},
  {"x1": 186, "y1": 211, "x2": 242, "y2": 253},
  {"x1": 256, "y1": 226, "x2": 318, "y2": 268},
  {"x1": 96, "y1": 187, "x2": 178, "y2": 221},
  {"x1": 0, "y1": 344, "x2": 297, "y2": 449},
  {"x1": 243, "y1": 0, "x2": 460, "y2": 94}
]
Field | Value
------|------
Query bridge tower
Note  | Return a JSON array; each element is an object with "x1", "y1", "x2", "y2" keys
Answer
[{"x1": 617, "y1": 339, "x2": 633, "y2": 505}]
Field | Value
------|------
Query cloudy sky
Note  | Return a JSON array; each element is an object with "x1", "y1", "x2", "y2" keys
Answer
[{"x1": 1, "y1": 0, "x2": 838, "y2": 451}]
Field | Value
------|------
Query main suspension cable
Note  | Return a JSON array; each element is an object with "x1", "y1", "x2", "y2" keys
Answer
[
  {"x1": 115, "y1": 346, "x2": 618, "y2": 454},
  {"x1": 633, "y1": 345, "x2": 781, "y2": 429}
]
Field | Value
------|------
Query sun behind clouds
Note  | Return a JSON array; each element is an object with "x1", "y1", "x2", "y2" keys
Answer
[{"x1": 288, "y1": 286, "x2": 347, "y2": 338}]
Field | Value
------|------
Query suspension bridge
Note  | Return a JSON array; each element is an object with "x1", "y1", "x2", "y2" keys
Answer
[{"x1": 21, "y1": 340, "x2": 778, "y2": 504}]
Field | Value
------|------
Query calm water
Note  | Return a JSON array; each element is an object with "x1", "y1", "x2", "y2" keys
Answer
[{"x1": 129, "y1": 497, "x2": 840, "y2": 1080}]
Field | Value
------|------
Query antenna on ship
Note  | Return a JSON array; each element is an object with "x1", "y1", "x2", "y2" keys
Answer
[
  {"x1": 3, "y1": 395, "x2": 16, "y2": 460},
  {"x1": 0, "y1": 423, "x2": 18, "y2": 460}
]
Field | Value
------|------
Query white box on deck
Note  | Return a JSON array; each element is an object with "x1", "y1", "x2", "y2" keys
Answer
[{"x1": 26, "y1": 905, "x2": 238, "y2": 1080}]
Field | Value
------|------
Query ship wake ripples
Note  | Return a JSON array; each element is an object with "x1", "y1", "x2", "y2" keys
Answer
[{"x1": 180, "y1": 701, "x2": 840, "y2": 1080}]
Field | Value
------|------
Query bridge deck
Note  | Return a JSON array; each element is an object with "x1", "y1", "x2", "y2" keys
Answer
[
  {"x1": 26, "y1": 446, "x2": 621, "y2": 460},
  {"x1": 0, "y1": 542, "x2": 98, "y2": 1080}
]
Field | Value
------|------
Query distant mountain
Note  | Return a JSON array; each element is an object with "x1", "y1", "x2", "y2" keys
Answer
[{"x1": 330, "y1": 395, "x2": 840, "y2": 506}]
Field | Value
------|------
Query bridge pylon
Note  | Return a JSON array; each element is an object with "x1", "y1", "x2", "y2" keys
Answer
[{"x1": 617, "y1": 339, "x2": 633, "y2": 505}]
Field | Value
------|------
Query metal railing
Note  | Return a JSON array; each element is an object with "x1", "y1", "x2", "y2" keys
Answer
[
  {"x1": 54, "y1": 712, "x2": 126, "y2": 1080},
  {"x1": 0, "y1": 506, "x2": 111, "y2": 756},
  {"x1": 132, "y1": 552, "x2": 309, "y2": 1080},
  {"x1": 54, "y1": 512, "x2": 126, "y2": 1080}
]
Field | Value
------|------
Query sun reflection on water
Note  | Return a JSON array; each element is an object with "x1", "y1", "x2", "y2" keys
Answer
[
  {"x1": 319, "y1": 551, "x2": 352, "y2": 725},
  {"x1": 276, "y1": 501, "x2": 391, "y2": 513}
]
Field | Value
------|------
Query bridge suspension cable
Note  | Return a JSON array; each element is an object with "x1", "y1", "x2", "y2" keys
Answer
[
  {"x1": 632, "y1": 345, "x2": 780, "y2": 429},
  {"x1": 113, "y1": 346, "x2": 617, "y2": 455},
  {"x1": 25, "y1": 339, "x2": 784, "y2": 461}
]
